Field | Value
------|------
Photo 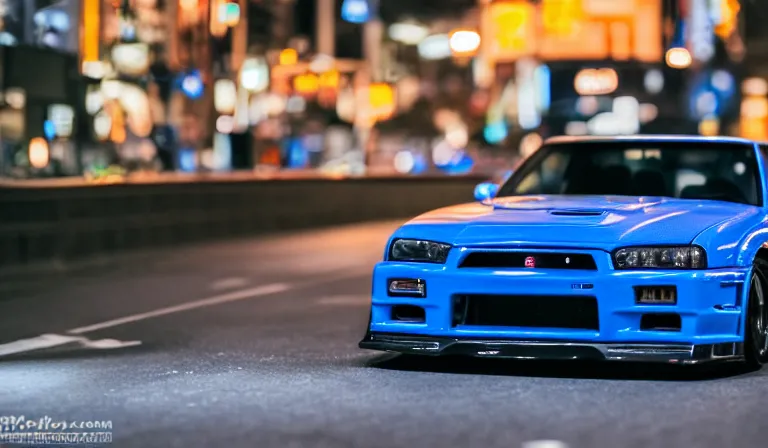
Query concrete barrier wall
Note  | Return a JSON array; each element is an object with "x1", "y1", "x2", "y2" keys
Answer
[{"x1": 0, "y1": 176, "x2": 485, "y2": 269}]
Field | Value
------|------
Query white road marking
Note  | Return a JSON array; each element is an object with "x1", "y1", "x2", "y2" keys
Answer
[
  {"x1": 209, "y1": 277, "x2": 249, "y2": 290},
  {"x1": 522, "y1": 441, "x2": 569, "y2": 448},
  {"x1": 0, "y1": 270, "x2": 368, "y2": 358},
  {"x1": 0, "y1": 333, "x2": 141, "y2": 357},
  {"x1": 67, "y1": 282, "x2": 290, "y2": 335}
]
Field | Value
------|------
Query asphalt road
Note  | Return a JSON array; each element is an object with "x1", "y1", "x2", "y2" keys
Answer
[{"x1": 1, "y1": 221, "x2": 767, "y2": 448}]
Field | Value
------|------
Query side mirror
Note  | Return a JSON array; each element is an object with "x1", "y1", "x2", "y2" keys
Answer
[{"x1": 474, "y1": 182, "x2": 499, "y2": 202}]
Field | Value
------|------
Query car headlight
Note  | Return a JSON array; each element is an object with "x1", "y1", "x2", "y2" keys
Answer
[
  {"x1": 389, "y1": 239, "x2": 451, "y2": 264},
  {"x1": 613, "y1": 245, "x2": 707, "y2": 269}
]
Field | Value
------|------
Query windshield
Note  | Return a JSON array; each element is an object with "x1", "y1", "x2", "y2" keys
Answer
[{"x1": 497, "y1": 141, "x2": 763, "y2": 206}]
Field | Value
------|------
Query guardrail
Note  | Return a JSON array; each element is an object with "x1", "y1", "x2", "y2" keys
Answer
[{"x1": 0, "y1": 174, "x2": 485, "y2": 270}]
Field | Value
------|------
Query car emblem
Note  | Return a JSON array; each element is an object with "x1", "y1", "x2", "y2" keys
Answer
[{"x1": 524, "y1": 256, "x2": 536, "y2": 268}]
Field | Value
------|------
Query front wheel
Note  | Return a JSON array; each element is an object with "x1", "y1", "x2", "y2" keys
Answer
[{"x1": 745, "y1": 260, "x2": 768, "y2": 368}]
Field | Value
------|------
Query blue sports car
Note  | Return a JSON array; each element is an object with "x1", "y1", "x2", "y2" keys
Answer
[{"x1": 359, "y1": 135, "x2": 768, "y2": 368}]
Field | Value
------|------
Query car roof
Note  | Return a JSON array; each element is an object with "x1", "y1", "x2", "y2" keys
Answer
[{"x1": 544, "y1": 135, "x2": 757, "y2": 146}]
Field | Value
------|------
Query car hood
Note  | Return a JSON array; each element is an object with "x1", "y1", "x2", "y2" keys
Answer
[{"x1": 396, "y1": 195, "x2": 760, "y2": 250}]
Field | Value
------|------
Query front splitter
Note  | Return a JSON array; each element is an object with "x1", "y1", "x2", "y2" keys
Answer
[{"x1": 359, "y1": 332, "x2": 744, "y2": 365}]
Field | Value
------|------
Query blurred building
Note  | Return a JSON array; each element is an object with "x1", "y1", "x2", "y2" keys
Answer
[
  {"x1": 0, "y1": 0, "x2": 84, "y2": 178},
  {"x1": 1, "y1": 0, "x2": 763, "y2": 179}
]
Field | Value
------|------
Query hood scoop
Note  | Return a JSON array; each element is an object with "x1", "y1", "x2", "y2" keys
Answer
[{"x1": 548, "y1": 209, "x2": 605, "y2": 217}]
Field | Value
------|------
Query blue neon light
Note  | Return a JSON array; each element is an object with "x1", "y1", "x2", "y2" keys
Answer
[
  {"x1": 43, "y1": 120, "x2": 56, "y2": 140},
  {"x1": 179, "y1": 70, "x2": 204, "y2": 100},
  {"x1": 484, "y1": 121, "x2": 508, "y2": 144},
  {"x1": 341, "y1": 0, "x2": 370, "y2": 24}
]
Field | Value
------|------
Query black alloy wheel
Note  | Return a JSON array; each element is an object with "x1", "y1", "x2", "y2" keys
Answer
[{"x1": 746, "y1": 259, "x2": 768, "y2": 367}]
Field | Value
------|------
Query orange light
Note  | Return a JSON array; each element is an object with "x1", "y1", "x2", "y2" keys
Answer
[
  {"x1": 699, "y1": 118, "x2": 720, "y2": 136},
  {"x1": 293, "y1": 73, "x2": 319, "y2": 95},
  {"x1": 369, "y1": 83, "x2": 394, "y2": 108},
  {"x1": 107, "y1": 103, "x2": 126, "y2": 144},
  {"x1": 741, "y1": 117, "x2": 768, "y2": 141},
  {"x1": 486, "y1": 1, "x2": 536, "y2": 61},
  {"x1": 541, "y1": 0, "x2": 583, "y2": 35},
  {"x1": 28, "y1": 138, "x2": 50, "y2": 169},
  {"x1": 319, "y1": 70, "x2": 340, "y2": 89},
  {"x1": 210, "y1": 0, "x2": 228, "y2": 37},
  {"x1": 581, "y1": 0, "x2": 637, "y2": 17},
  {"x1": 715, "y1": 0, "x2": 740, "y2": 38},
  {"x1": 369, "y1": 83, "x2": 396, "y2": 121},
  {"x1": 81, "y1": 0, "x2": 100, "y2": 63},
  {"x1": 536, "y1": 0, "x2": 661, "y2": 62},
  {"x1": 180, "y1": 0, "x2": 198, "y2": 10},
  {"x1": 279, "y1": 48, "x2": 298, "y2": 65}
]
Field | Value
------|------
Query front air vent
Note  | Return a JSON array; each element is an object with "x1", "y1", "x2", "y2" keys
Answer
[
  {"x1": 460, "y1": 252, "x2": 598, "y2": 270},
  {"x1": 549, "y1": 210, "x2": 604, "y2": 216},
  {"x1": 454, "y1": 294, "x2": 600, "y2": 330}
]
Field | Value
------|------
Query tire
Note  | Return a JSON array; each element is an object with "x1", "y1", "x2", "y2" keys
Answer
[{"x1": 745, "y1": 259, "x2": 768, "y2": 368}]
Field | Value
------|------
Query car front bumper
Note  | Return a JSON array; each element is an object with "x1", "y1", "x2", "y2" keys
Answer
[
  {"x1": 361, "y1": 250, "x2": 752, "y2": 364},
  {"x1": 358, "y1": 333, "x2": 745, "y2": 364}
]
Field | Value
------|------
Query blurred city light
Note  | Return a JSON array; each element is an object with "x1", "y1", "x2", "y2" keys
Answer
[
  {"x1": 393, "y1": 151, "x2": 415, "y2": 173},
  {"x1": 565, "y1": 121, "x2": 588, "y2": 135},
  {"x1": 533, "y1": 64, "x2": 551, "y2": 112},
  {"x1": 665, "y1": 47, "x2": 692, "y2": 69},
  {"x1": 341, "y1": 0, "x2": 369, "y2": 24},
  {"x1": 741, "y1": 97, "x2": 768, "y2": 118},
  {"x1": 279, "y1": 48, "x2": 298, "y2": 65},
  {"x1": 688, "y1": 0, "x2": 715, "y2": 62},
  {"x1": 638, "y1": 103, "x2": 659, "y2": 124},
  {"x1": 93, "y1": 111, "x2": 112, "y2": 141},
  {"x1": 111, "y1": 43, "x2": 149, "y2": 76},
  {"x1": 714, "y1": 0, "x2": 740, "y2": 39},
  {"x1": 218, "y1": 1, "x2": 240, "y2": 27},
  {"x1": 519, "y1": 132, "x2": 542, "y2": 158},
  {"x1": 388, "y1": 22, "x2": 428, "y2": 45},
  {"x1": 309, "y1": 54, "x2": 335, "y2": 73},
  {"x1": 214, "y1": 79, "x2": 237, "y2": 114},
  {"x1": 216, "y1": 115, "x2": 235, "y2": 134},
  {"x1": 180, "y1": 70, "x2": 204, "y2": 99},
  {"x1": 472, "y1": 57, "x2": 495, "y2": 89},
  {"x1": 483, "y1": 121, "x2": 507, "y2": 144},
  {"x1": 487, "y1": 1, "x2": 535, "y2": 61},
  {"x1": 369, "y1": 83, "x2": 396, "y2": 121},
  {"x1": 294, "y1": 73, "x2": 320, "y2": 96},
  {"x1": 4, "y1": 88, "x2": 25, "y2": 109},
  {"x1": 418, "y1": 34, "x2": 452, "y2": 60},
  {"x1": 742, "y1": 77, "x2": 768, "y2": 96},
  {"x1": 209, "y1": 0, "x2": 229, "y2": 36},
  {"x1": 240, "y1": 57, "x2": 270, "y2": 92},
  {"x1": 449, "y1": 30, "x2": 481, "y2": 56},
  {"x1": 711, "y1": 70, "x2": 734, "y2": 92},
  {"x1": 81, "y1": 61, "x2": 108, "y2": 79},
  {"x1": 28, "y1": 137, "x2": 49, "y2": 169},
  {"x1": 85, "y1": 86, "x2": 103, "y2": 115},
  {"x1": 576, "y1": 96, "x2": 600, "y2": 116},
  {"x1": 573, "y1": 68, "x2": 619, "y2": 96},
  {"x1": 48, "y1": 104, "x2": 74, "y2": 138},
  {"x1": 699, "y1": 116, "x2": 720, "y2": 136}
]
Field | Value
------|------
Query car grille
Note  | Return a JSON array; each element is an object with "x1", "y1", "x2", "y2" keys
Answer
[
  {"x1": 453, "y1": 294, "x2": 599, "y2": 331},
  {"x1": 459, "y1": 252, "x2": 598, "y2": 270}
]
